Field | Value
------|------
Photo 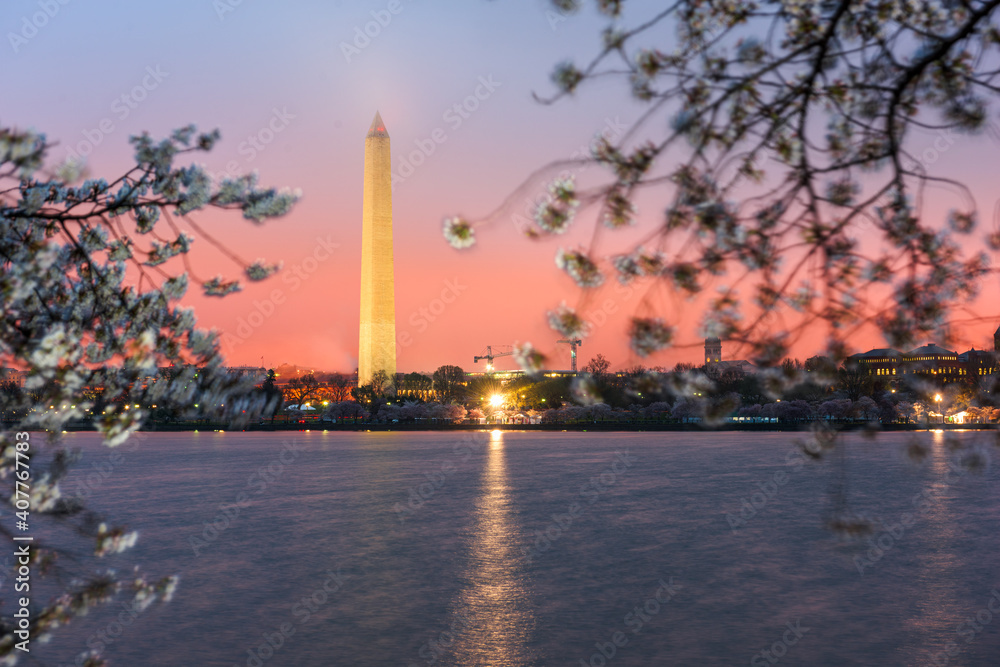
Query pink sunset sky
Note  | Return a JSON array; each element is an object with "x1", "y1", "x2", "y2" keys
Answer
[{"x1": 4, "y1": 0, "x2": 999, "y2": 374}]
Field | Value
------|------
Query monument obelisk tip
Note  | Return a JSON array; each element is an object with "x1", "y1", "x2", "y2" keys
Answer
[{"x1": 368, "y1": 111, "x2": 388, "y2": 138}]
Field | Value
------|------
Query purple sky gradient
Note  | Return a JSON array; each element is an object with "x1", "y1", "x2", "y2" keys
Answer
[{"x1": 3, "y1": 0, "x2": 998, "y2": 373}]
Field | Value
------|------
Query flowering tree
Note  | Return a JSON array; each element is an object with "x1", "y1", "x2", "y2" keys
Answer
[
  {"x1": 445, "y1": 0, "x2": 999, "y2": 368},
  {"x1": 432, "y1": 365, "x2": 466, "y2": 402},
  {"x1": 853, "y1": 395, "x2": 881, "y2": 421},
  {"x1": 0, "y1": 125, "x2": 298, "y2": 665},
  {"x1": 819, "y1": 398, "x2": 854, "y2": 419},
  {"x1": 324, "y1": 400, "x2": 369, "y2": 422},
  {"x1": 442, "y1": 0, "x2": 1000, "y2": 533}
]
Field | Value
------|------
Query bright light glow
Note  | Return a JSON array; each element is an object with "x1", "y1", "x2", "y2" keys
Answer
[
  {"x1": 934, "y1": 393, "x2": 942, "y2": 402},
  {"x1": 490, "y1": 394, "x2": 504, "y2": 407}
]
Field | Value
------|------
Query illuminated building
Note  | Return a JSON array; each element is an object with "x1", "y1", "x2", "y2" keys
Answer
[
  {"x1": 705, "y1": 337, "x2": 722, "y2": 364},
  {"x1": 357, "y1": 111, "x2": 396, "y2": 388}
]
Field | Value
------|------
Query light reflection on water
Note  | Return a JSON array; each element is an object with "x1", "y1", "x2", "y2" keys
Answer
[
  {"x1": 26, "y1": 429, "x2": 1000, "y2": 667},
  {"x1": 446, "y1": 429, "x2": 537, "y2": 666},
  {"x1": 900, "y1": 430, "x2": 977, "y2": 665}
]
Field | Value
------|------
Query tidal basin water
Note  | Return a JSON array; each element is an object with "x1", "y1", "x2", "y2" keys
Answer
[{"x1": 35, "y1": 429, "x2": 1000, "y2": 666}]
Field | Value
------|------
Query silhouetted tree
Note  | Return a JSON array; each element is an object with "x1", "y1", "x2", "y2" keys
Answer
[
  {"x1": 716, "y1": 367, "x2": 746, "y2": 395},
  {"x1": 327, "y1": 373, "x2": 354, "y2": 402},
  {"x1": 260, "y1": 369, "x2": 283, "y2": 421},
  {"x1": 369, "y1": 369, "x2": 392, "y2": 397},
  {"x1": 838, "y1": 365, "x2": 874, "y2": 402},
  {"x1": 399, "y1": 371, "x2": 432, "y2": 398},
  {"x1": 433, "y1": 365, "x2": 466, "y2": 402},
  {"x1": 285, "y1": 373, "x2": 321, "y2": 407},
  {"x1": 583, "y1": 353, "x2": 611, "y2": 380}
]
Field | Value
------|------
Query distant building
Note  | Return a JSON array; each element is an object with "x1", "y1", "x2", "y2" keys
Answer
[
  {"x1": 903, "y1": 343, "x2": 963, "y2": 382},
  {"x1": 850, "y1": 334, "x2": 1000, "y2": 385},
  {"x1": 703, "y1": 337, "x2": 757, "y2": 374},
  {"x1": 995, "y1": 324, "x2": 1000, "y2": 352},
  {"x1": 705, "y1": 337, "x2": 722, "y2": 364},
  {"x1": 714, "y1": 359, "x2": 759, "y2": 374},
  {"x1": 959, "y1": 348, "x2": 999, "y2": 379},
  {"x1": 226, "y1": 366, "x2": 267, "y2": 382},
  {"x1": 464, "y1": 369, "x2": 578, "y2": 383},
  {"x1": 0, "y1": 368, "x2": 27, "y2": 387},
  {"x1": 849, "y1": 349, "x2": 901, "y2": 378}
]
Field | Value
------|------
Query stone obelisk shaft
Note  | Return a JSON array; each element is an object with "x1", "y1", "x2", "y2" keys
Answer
[{"x1": 358, "y1": 111, "x2": 395, "y2": 387}]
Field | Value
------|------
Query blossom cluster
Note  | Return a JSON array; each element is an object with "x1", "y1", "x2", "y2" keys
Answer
[{"x1": 0, "y1": 124, "x2": 297, "y2": 665}]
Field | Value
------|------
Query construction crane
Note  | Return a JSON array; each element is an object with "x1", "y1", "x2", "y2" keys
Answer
[
  {"x1": 473, "y1": 345, "x2": 513, "y2": 373},
  {"x1": 557, "y1": 339, "x2": 583, "y2": 372}
]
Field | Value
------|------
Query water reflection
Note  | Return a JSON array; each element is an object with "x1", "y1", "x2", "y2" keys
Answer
[
  {"x1": 446, "y1": 430, "x2": 537, "y2": 666},
  {"x1": 904, "y1": 430, "x2": 967, "y2": 663}
]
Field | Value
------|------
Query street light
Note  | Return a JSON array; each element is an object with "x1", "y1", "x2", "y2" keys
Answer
[
  {"x1": 934, "y1": 393, "x2": 942, "y2": 424},
  {"x1": 488, "y1": 394, "x2": 505, "y2": 425}
]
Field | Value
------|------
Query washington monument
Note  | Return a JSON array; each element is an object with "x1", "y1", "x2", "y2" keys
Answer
[{"x1": 358, "y1": 111, "x2": 396, "y2": 388}]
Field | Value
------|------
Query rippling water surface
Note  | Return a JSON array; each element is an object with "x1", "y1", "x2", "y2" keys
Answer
[{"x1": 33, "y1": 429, "x2": 1000, "y2": 666}]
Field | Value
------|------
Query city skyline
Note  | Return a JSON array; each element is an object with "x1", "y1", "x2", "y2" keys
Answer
[{"x1": 4, "y1": 1, "x2": 998, "y2": 374}]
